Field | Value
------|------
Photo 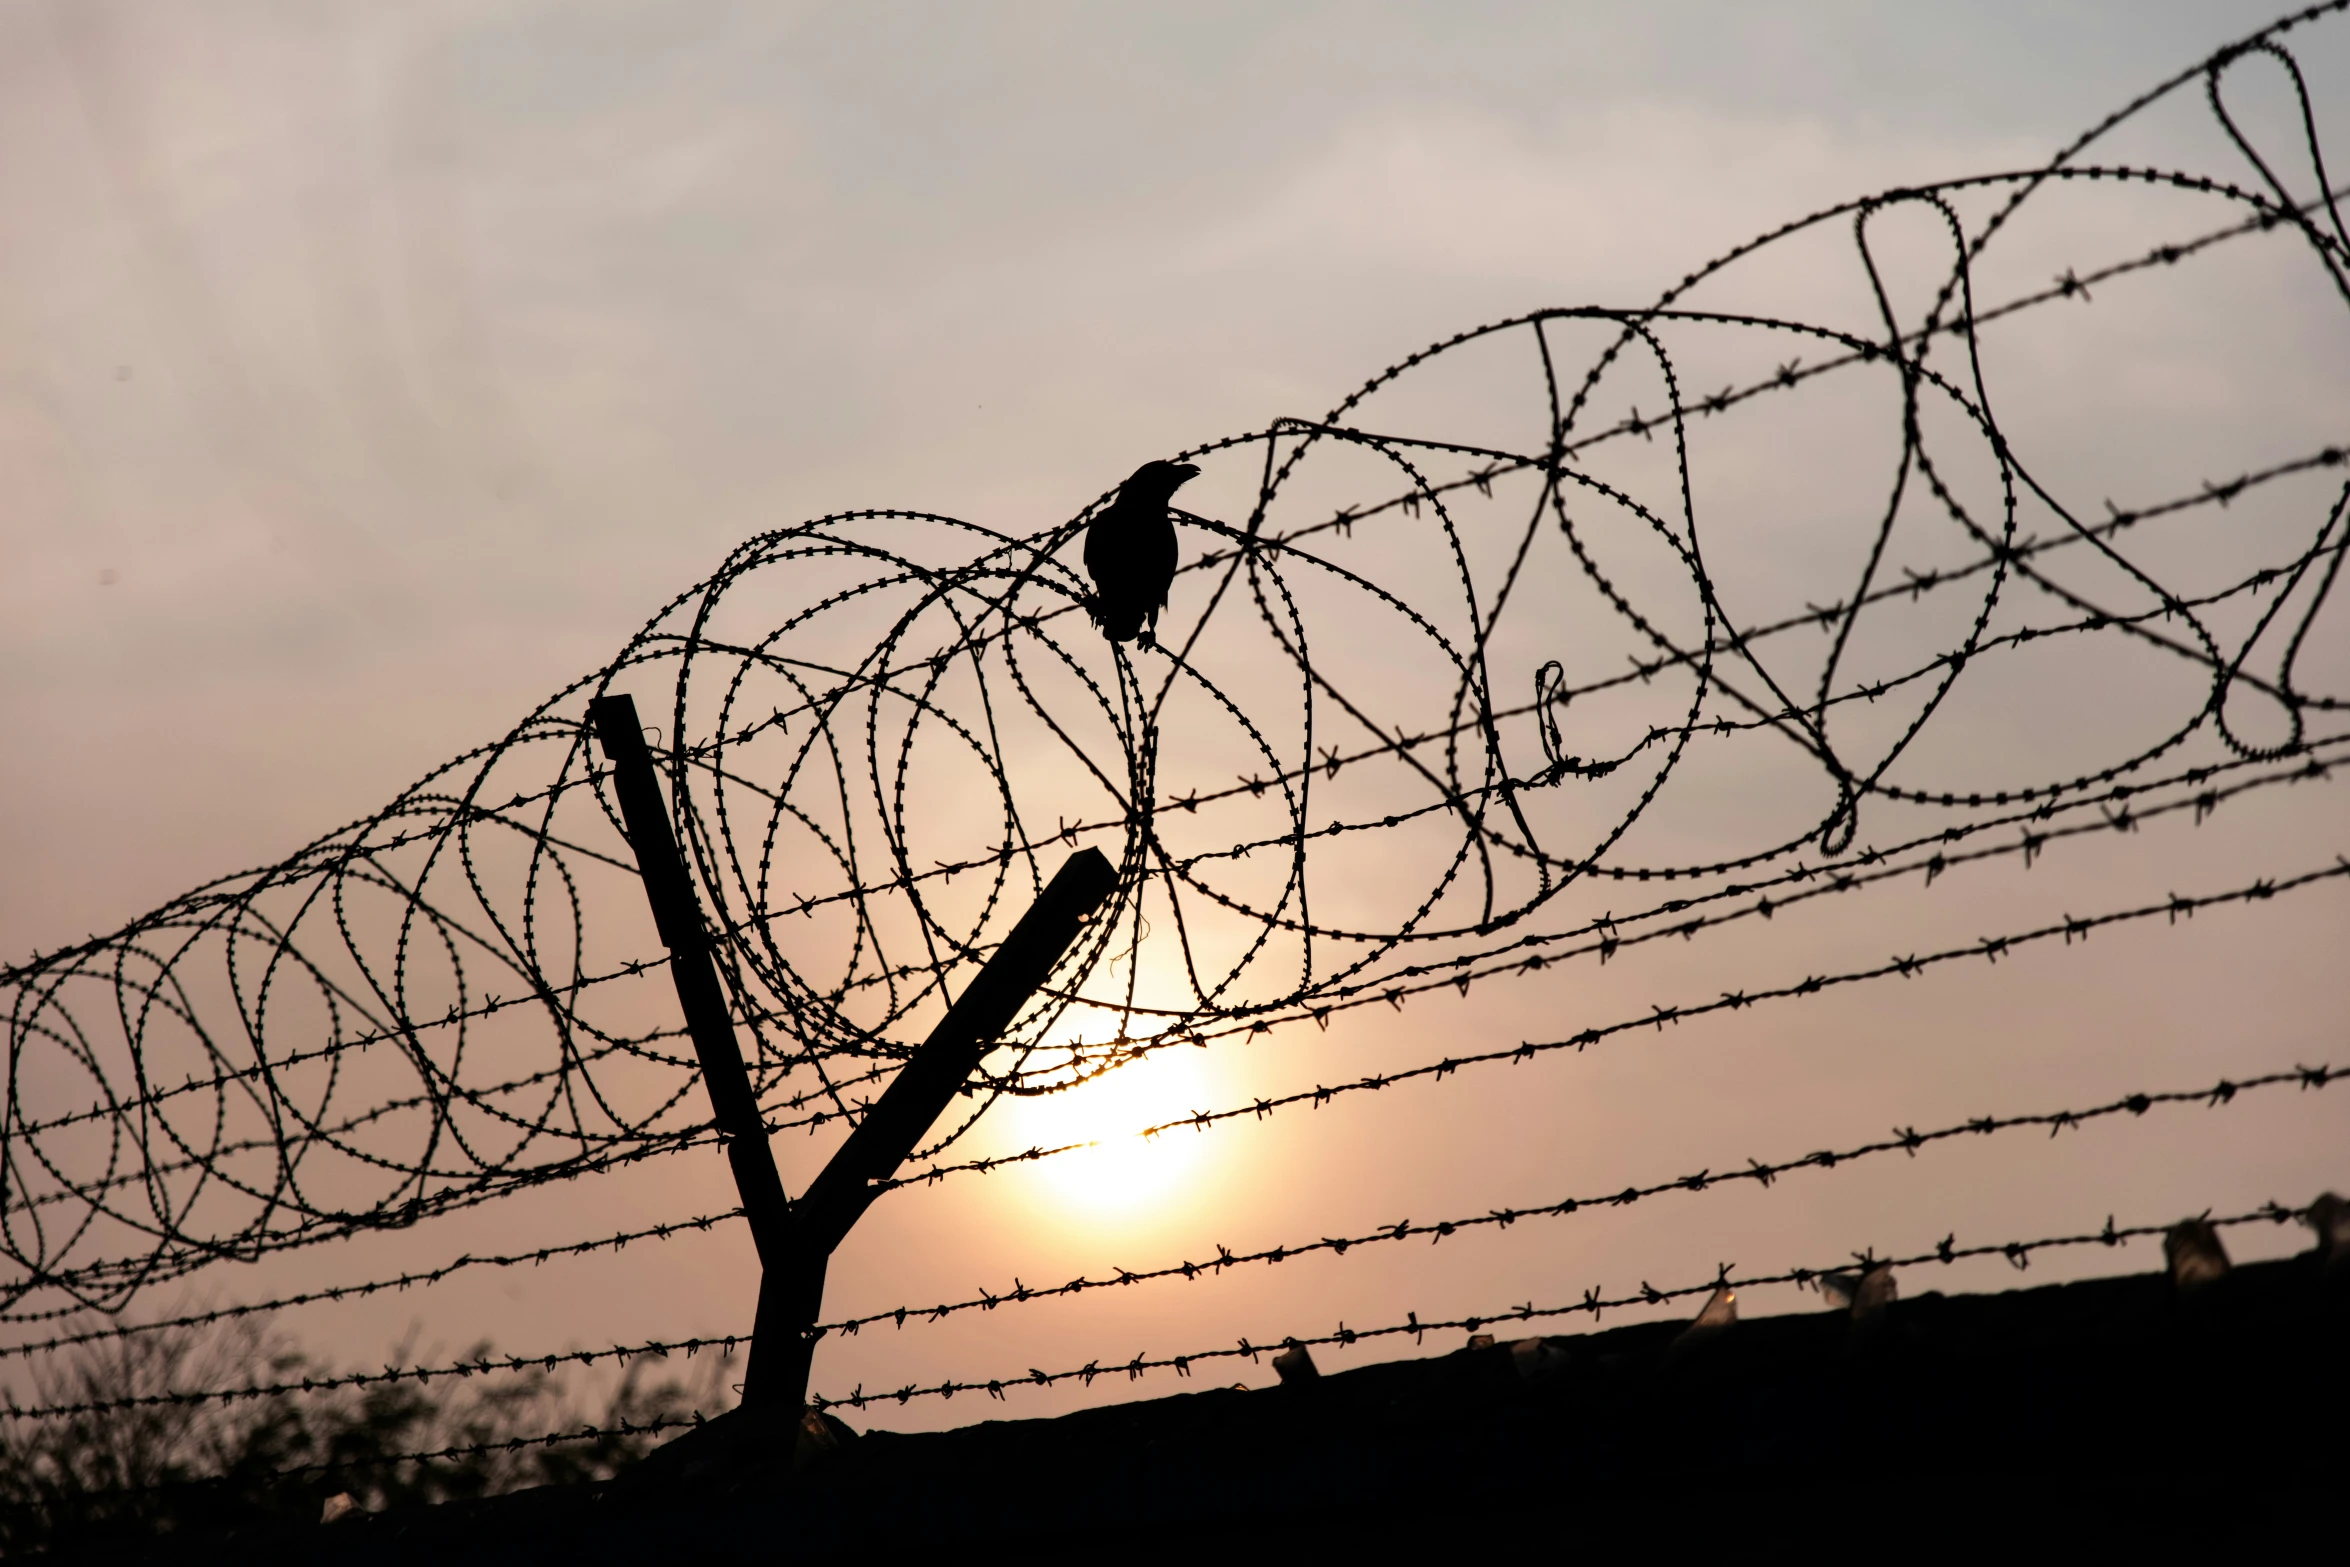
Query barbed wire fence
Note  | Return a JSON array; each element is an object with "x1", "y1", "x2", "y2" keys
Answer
[{"x1": 3, "y1": 0, "x2": 2347, "y2": 1518}]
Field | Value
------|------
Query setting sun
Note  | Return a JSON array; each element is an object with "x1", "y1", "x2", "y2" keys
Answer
[{"x1": 997, "y1": 1043, "x2": 1215, "y2": 1222}]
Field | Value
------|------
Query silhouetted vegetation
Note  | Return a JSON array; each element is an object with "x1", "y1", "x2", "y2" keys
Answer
[{"x1": 0, "y1": 1318, "x2": 730, "y2": 1555}]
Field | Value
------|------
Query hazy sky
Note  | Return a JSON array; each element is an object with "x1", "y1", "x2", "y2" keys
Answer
[
  {"x1": 3, "y1": 1, "x2": 2346, "y2": 1434},
  {"x1": 1, "y1": 0, "x2": 2302, "y2": 940}
]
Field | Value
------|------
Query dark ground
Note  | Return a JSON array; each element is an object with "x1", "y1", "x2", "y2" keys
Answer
[{"x1": 54, "y1": 1249, "x2": 2350, "y2": 1561}]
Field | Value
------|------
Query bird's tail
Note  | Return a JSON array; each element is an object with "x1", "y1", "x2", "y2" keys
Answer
[{"x1": 1088, "y1": 595, "x2": 1145, "y2": 643}]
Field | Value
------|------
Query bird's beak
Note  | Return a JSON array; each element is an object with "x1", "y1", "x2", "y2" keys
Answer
[{"x1": 1171, "y1": 463, "x2": 1200, "y2": 487}]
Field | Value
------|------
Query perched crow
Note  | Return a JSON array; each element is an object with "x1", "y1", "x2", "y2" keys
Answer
[{"x1": 1084, "y1": 460, "x2": 1195, "y2": 645}]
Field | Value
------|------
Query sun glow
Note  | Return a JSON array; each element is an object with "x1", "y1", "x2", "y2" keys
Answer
[{"x1": 999, "y1": 1042, "x2": 1215, "y2": 1222}]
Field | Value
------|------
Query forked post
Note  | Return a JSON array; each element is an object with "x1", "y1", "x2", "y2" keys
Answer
[{"x1": 589, "y1": 691, "x2": 1118, "y2": 1411}]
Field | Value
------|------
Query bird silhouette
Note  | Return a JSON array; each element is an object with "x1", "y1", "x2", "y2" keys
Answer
[{"x1": 1084, "y1": 460, "x2": 1195, "y2": 645}]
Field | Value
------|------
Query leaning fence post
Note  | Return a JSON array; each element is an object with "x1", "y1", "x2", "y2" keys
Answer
[
  {"x1": 589, "y1": 694, "x2": 797, "y2": 1401},
  {"x1": 591, "y1": 690, "x2": 1121, "y2": 1416}
]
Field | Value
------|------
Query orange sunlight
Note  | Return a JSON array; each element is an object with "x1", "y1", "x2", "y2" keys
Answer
[{"x1": 997, "y1": 1040, "x2": 1216, "y2": 1227}]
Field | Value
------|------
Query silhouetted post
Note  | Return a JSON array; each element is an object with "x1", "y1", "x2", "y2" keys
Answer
[
  {"x1": 589, "y1": 693, "x2": 797, "y2": 1399},
  {"x1": 591, "y1": 690, "x2": 1119, "y2": 1413},
  {"x1": 762, "y1": 845, "x2": 1119, "y2": 1407}
]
